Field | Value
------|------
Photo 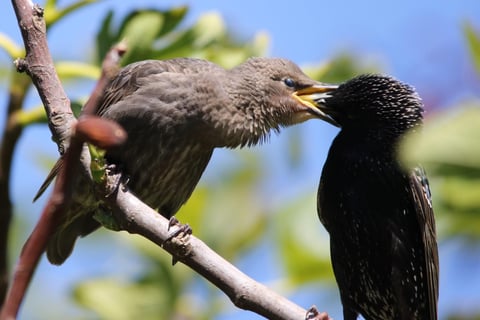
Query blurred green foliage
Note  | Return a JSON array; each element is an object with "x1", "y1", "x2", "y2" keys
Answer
[
  {"x1": 465, "y1": 22, "x2": 480, "y2": 76},
  {"x1": 95, "y1": 7, "x2": 269, "y2": 68},
  {"x1": 401, "y1": 104, "x2": 480, "y2": 239},
  {"x1": 400, "y1": 24, "x2": 480, "y2": 242}
]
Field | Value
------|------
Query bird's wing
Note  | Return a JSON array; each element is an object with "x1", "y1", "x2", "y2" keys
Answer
[
  {"x1": 97, "y1": 60, "x2": 170, "y2": 116},
  {"x1": 33, "y1": 157, "x2": 63, "y2": 201},
  {"x1": 34, "y1": 58, "x2": 222, "y2": 200},
  {"x1": 34, "y1": 61, "x2": 158, "y2": 200},
  {"x1": 409, "y1": 167, "x2": 439, "y2": 320},
  {"x1": 97, "y1": 58, "x2": 221, "y2": 116}
]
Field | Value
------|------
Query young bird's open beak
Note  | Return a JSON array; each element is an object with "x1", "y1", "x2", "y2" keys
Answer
[{"x1": 292, "y1": 84, "x2": 339, "y2": 127}]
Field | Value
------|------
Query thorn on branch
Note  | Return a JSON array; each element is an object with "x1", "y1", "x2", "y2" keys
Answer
[
  {"x1": 33, "y1": 4, "x2": 44, "y2": 17},
  {"x1": 13, "y1": 58, "x2": 27, "y2": 73}
]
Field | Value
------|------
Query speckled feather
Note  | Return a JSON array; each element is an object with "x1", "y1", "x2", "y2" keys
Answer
[
  {"x1": 317, "y1": 75, "x2": 438, "y2": 320},
  {"x1": 41, "y1": 57, "x2": 322, "y2": 264}
]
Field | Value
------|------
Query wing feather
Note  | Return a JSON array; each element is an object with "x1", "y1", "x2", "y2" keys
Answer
[{"x1": 410, "y1": 167, "x2": 439, "y2": 320}]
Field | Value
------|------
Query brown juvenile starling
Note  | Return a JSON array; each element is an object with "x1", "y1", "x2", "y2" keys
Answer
[
  {"x1": 38, "y1": 57, "x2": 332, "y2": 265},
  {"x1": 313, "y1": 75, "x2": 439, "y2": 320}
]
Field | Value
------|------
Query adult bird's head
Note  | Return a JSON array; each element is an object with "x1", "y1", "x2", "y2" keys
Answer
[
  {"x1": 312, "y1": 74, "x2": 424, "y2": 135},
  {"x1": 228, "y1": 57, "x2": 338, "y2": 129}
]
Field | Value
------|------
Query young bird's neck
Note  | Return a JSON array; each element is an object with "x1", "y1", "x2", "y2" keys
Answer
[
  {"x1": 220, "y1": 93, "x2": 277, "y2": 148},
  {"x1": 199, "y1": 77, "x2": 276, "y2": 149}
]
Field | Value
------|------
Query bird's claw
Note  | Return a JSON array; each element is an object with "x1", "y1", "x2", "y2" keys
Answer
[
  {"x1": 164, "y1": 217, "x2": 192, "y2": 243},
  {"x1": 162, "y1": 217, "x2": 192, "y2": 265},
  {"x1": 305, "y1": 306, "x2": 331, "y2": 320}
]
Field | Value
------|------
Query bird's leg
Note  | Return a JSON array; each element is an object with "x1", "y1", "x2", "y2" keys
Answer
[{"x1": 305, "y1": 306, "x2": 331, "y2": 320}]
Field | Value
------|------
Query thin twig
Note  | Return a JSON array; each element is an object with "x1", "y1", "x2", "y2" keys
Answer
[{"x1": 0, "y1": 70, "x2": 30, "y2": 305}]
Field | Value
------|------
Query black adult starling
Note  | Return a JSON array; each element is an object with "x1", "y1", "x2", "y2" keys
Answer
[
  {"x1": 39, "y1": 57, "x2": 332, "y2": 265},
  {"x1": 313, "y1": 75, "x2": 439, "y2": 320}
]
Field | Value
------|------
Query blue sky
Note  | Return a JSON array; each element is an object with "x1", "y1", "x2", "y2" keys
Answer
[{"x1": 1, "y1": 0, "x2": 480, "y2": 319}]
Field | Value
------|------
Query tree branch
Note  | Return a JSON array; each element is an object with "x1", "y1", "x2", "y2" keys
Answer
[
  {"x1": 105, "y1": 184, "x2": 324, "y2": 320},
  {"x1": 11, "y1": 0, "x2": 75, "y2": 154},
  {"x1": 0, "y1": 64, "x2": 31, "y2": 306}
]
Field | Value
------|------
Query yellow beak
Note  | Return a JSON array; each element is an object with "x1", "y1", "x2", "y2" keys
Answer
[{"x1": 292, "y1": 84, "x2": 339, "y2": 126}]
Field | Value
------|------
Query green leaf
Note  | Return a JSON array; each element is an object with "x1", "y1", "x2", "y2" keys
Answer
[
  {"x1": 45, "y1": 0, "x2": 100, "y2": 28},
  {"x1": 440, "y1": 176, "x2": 480, "y2": 211},
  {"x1": 304, "y1": 53, "x2": 379, "y2": 83},
  {"x1": 190, "y1": 12, "x2": 226, "y2": 48},
  {"x1": 120, "y1": 8, "x2": 185, "y2": 64},
  {"x1": 44, "y1": 0, "x2": 57, "y2": 10},
  {"x1": 178, "y1": 151, "x2": 268, "y2": 259},
  {"x1": 0, "y1": 33, "x2": 24, "y2": 58},
  {"x1": 464, "y1": 22, "x2": 480, "y2": 76},
  {"x1": 13, "y1": 106, "x2": 47, "y2": 126},
  {"x1": 87, "y1": 144, "x2": 106, "y2": 184},
  {"x1": 73, "y1": 231, "x2": 194, "y2": 319},
  {"x1": 118, "y1": 10, "x2": 166, "y2": 63},
  {"x1": 73, "y1": 278, "x2": 172, "y2": 320},
  {"x1": 94, "y1": 7, "x2": 268, "y2": 70},
  {"x1": 155, "y1": 6, "x2": 188, "y2": 38},
  {"x1": 96, "y1": 10, "x2": 116, "y2": 63},
  {"x1": 274, "y1": 194, "x2": 334, "y2": 285},
  {"x1": 149, "y1": 11, "x2": 227, "y2": 61},
  {"x1": 55, "y1": 61, "x2": 100, "y2": 80},
  {"x1": 70, "y1": 100, "x2": 84, "y2": 117},
  {"x1": 400, "y1": 104, "x2": 480, "y2": 173},
  {"x1": 400, "y1": 104, "x2": 480, "y2": 239}
]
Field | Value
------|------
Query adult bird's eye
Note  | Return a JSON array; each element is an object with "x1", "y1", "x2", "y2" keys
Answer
[{"x1": 283, "y1": 78, "x2": 296, "y2": 88}]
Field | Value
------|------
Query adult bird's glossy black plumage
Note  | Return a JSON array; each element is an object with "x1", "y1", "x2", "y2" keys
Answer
[
  {"x1": 38, "y1": 57, "x2": 331, "y2": 265},
  {"x1": 315, "y1": 75, "x2": 439, "y2": 320}
]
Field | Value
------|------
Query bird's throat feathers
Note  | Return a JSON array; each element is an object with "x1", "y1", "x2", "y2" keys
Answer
[
  {"x1": 213, "y1": 71, "x2": 282, "y2": 148},
  {"x1": 213, "y1": 95, "x2": 279, "y2": 148}
]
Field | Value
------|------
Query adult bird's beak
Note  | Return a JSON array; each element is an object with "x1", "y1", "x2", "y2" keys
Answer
[{"x1": 292, "y1": 84, "x2": 339, "y2": 127}]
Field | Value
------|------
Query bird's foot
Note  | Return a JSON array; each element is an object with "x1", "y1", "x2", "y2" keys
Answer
[
  {"x1": 162, "y1": 217, "x2": 193, "y2": 265},
  {"x1": 305, "y1": 306, "x2": 331, "y2": 320},
  {"x1": 104, "y1": 163, "x2": 129, "y2": 197},
  {"x1": 165, "y1": 217, "x2": 192, "y2": 241}
]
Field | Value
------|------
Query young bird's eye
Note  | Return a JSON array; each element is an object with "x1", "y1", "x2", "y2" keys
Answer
[{"x1": 283, "y1": 78, "x2": 296, "y2": 88}]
